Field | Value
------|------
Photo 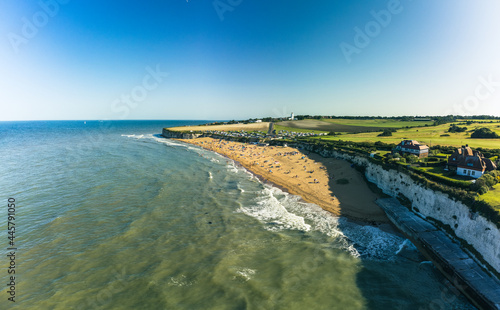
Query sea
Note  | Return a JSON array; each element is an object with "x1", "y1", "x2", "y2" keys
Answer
[{"x1": 0, "y1": 120, "x2": 475, "y2": 309}]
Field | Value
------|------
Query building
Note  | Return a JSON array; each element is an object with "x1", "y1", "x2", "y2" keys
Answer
[
  {"x1": 447, "y1": 145, "x2": 497, "y2": 178},
  {"x1": 288, "y1": 112, "x2": 294, "y2": 121},
  {"x1": 393, "y1": 140, "x2": 429, "y2": 158}
]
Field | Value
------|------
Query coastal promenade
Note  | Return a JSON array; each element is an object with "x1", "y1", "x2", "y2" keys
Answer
[{"x1": 377, "y1": 198, "x2": 500, "y2": 310}]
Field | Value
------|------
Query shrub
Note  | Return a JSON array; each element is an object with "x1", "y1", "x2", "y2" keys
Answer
[
  {"x1": 448, "y1": 124, "x2": 467, "y2": 133},
  {"x1": 378, "y1": 129, "x2": 393, "y2": 137},
  {"x1": 471, "y1": 127, "x2": 500, "y2": 139},
  {"x1": 477, "y1": 185, "x2": 489, "y2": 195},
  {"x1": 488, "y1": 170, "x2": 500, "y2": 180},
  {"x1": 472, "y1": 172, "x2": 499, "y2": 193},
  {"x1": 407, "y1": 155, "x2": 419, "y2": 164},
  {"x1": 482, "y1": 174, "x2": 497, "y2": 187}
]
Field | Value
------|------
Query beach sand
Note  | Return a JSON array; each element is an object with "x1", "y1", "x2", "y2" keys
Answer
[{"x1": 179, "y1": 137, "x2": 389, "y2": 223}]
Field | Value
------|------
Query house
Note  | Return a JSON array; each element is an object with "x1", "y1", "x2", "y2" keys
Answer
[
  {"x1": 393, "y1": 140, "x2": 429, "y2": 158},
  {"x1": 447, "y1": 145, "x2": 497, "y2": 178}
]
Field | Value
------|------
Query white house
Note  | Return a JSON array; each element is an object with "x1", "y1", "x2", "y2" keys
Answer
[{"x1": 447, "y1": 145, "x2": 497, "y2": 179}]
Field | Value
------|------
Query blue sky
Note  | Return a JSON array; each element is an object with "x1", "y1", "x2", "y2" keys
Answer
[{"x1": 1, "y1": 0, "x2": 500, "y2": 120}]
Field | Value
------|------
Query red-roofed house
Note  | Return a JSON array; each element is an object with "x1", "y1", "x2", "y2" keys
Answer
[
  {"x1": 447, "y1": 145, "x2": 497, "y2": 178},
  {"x1": 393, "y1": 140, "x2": 429, "y2": 158}
]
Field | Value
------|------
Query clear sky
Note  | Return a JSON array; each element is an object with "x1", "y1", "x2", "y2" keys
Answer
[{"x1": 1, "y1": 0, "x2": 500, "y2": 120}]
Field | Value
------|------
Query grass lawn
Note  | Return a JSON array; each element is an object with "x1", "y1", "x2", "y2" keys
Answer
[
  {"x1": 478, "y1": 184, "x2": 500, "y2": 214},
  {"x1": 417, "y1": 166, "x2": 474, "y2": 182},
  {"x1": 374, "y1": 150, "x2": 391, "y2": 156},
  {"x1": 315, "y1": 122, "x2": 500, "y2": 149}
]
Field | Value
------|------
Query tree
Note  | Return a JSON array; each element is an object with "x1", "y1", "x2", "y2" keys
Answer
[
  {"x1": 471, "y1": 127, "x2": 499, "y2": 138},
  {"x1": 378, "y1": 129, "x2": 393, "y2": 137},
  {"x1": 448, "y1": 124, "x2": 467, "y2": 133},
  {"x1": 407, "y1": 154, "x2": 419, "y2": 164}
]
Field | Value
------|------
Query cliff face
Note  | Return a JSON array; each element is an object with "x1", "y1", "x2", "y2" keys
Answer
[
  {"x1": 162, "y1": 128, "x2": 204, "y2": 139},
  {"x1": 364, "y1": 161, "x2": 500, "y2": 273},
  {"x1": 303, "y1": 145, "x2": 500, "y2": 273}
]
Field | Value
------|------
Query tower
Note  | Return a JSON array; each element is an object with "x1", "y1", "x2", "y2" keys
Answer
[{"x1": 291, "y1": 112, "x2": 294, "y2": 120}]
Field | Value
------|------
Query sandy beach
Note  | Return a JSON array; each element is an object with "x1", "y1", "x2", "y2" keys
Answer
[{"x1": 179, "y1": 137, "x2": 388, "y2": 223}]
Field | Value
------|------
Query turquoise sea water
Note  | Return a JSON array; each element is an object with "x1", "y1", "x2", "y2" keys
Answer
[{"x1": 0, "y1": 121, "x2": 475, "y2": 309}]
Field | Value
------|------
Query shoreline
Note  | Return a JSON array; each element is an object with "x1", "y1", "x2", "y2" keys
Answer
[{"x1": 175, "y1": 137, "x2": 390, "y2": 225}]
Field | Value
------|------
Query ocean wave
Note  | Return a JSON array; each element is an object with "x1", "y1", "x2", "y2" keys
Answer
[
  {"x1": 339, "y1": 221, "x2": 407, "y2": 260},
  {"x1": 121, "y1": 134, "x2": 145, "y2": 139},
  {"x1": 241, "y1": 184, "x2": 409, "y2": 260},
  {"x1": 238, "y1": 186, "x2": 311, "y2": 232}
]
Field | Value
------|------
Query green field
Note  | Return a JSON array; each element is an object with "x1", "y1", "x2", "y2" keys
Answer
[
  {"x1": 274, "y1": 124, "x2": 329, "y2": 134},
  {"x1": 278, "y1": 119, "x2": 383, "y2": 133},
  {"x1": 277, "y1": 118, "x2": 432, "y2": 133},
  {"x1": 315, "y1": 122, "x2": 500, "y2": 149},
  {"x1": 319, "y1": 118, "x2": 434, "y2": 128},
  {"x1": 479, "y1": 184, "x2": 500, "y2": 213}
]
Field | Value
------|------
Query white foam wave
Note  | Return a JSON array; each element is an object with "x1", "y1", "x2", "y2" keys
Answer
[
  {"x1": 340, "y1": 223, "x2": 406, "y2": 259},
  {"x1": 168, "y1": 274, "x2": 195, "y2": 287},
  {"x1": 121, "y1": 134, "x2": 146, "y2": 139},
  {"x1": 233, "y1": 268, "x2": 256, "y2": 282},
  {"x1": 236, "y1": 183, "x2": 245, "y2": 192},
  {"x1": 123, "y1": 134, "x2": 209, "y2": 155},
  {"x1": 238, "y1": 186, "x2": 311, "y2": 232},
  {"x1": 240, "y1": 184, "x2": 408, "y2": 260},
  {"x1": 226, "y1": 162, "x2": 240, "y2": 174}
]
